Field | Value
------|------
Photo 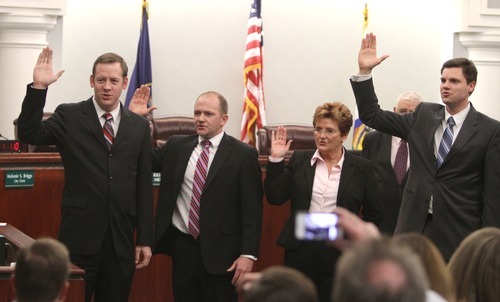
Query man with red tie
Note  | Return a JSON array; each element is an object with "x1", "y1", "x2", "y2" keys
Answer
[
  {"x1": 17, "y1": 47, "x2": 153, "y2": 302},
  {"x1": 362, "y1": 91, "x2": 423, "y2": 235}
]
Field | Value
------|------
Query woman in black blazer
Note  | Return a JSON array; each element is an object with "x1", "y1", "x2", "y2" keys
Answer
[{"x1": 264, "y1": 102, "x2": 382, "y2": 302}]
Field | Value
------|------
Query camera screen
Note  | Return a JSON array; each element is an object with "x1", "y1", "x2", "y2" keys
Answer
[{"x1": 295, "y1": 212, "x2": 341, "y2": 241}]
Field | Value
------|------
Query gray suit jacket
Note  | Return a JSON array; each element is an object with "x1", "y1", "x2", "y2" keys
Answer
[{"x1": 351, "y1": 78, "x2": 500, "y2": 259}]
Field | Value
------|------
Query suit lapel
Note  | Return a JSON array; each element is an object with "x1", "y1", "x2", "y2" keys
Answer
[
  {"x1": 380, "y1": 133, "x2": 393, "y2": 166},
  {"x1": 173, "y1": 136, "x2": 198, "y2": 198},
  {"x1": 380, "y1": 134, "x2": 400, "y2": 183},
  {"x1": 113, "y1": 104, "x2": 132, "y2": 149},
  {"x1": 430, "y1": 108, "x2": 445, "y2": 152},
  {"x1": 443, "y1": 106, "x2": 478, "y2": 164},
  {"x1": 303, "y1": 152, "x2": 316, "y2": 203},
  {"x1": 337, "y1": 150, "x2": 355, "y2": 203},
  {"x1": 204, "y1": 133, "x2": 232, "y2": 189},
  {"x1": 83, "y1": 98, "x2": 109, "y2": 150}
]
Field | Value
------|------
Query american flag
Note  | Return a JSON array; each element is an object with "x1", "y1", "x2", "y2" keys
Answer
[{"x1": 240, "y1": 0, "x2": 266, "y2": 146}]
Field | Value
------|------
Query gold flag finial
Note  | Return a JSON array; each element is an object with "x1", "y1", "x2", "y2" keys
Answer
[{"x1": 362, "y1": 3, "x2": 369, "y2": 36}]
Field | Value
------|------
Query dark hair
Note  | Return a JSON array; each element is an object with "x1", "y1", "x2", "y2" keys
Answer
[
  {"x1": 197, "y1": 91, "x2": 228, "y2": 114},
  {"x1": 312, "y1": 102, "x2": 353, "y2": 136},
  {"x1": 92, "y1": 53, "x2": 128, "y2": 78},
  {"x1": 440, "y1": 58, "x2": 477, "y2": 84},
  {"x1": 15, "y1": 238, "x2": 70, "y2": 302},
  {"x1": 244, "y1": 266, "x2": 318, "y2": 302}
]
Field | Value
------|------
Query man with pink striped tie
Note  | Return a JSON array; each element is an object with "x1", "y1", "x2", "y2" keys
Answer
[{"x1": 131, "y1": 89, "x2": 263, "y2": 302}]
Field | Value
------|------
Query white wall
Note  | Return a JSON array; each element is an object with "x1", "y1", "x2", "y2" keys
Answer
[{"x1": 39, "y1": 0, "x2": 454, "y2": 147}]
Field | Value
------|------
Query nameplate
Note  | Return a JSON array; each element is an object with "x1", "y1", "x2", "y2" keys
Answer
[
  {"x1": 4, "y1": 170, "x2": 35, "y2": 188},
  {"x1": 152, "y1": 172, "x2": 161, "y2": 186}
]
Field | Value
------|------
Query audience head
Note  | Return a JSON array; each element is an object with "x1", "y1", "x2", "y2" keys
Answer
[
  {"x1": 332, "y1": 237, "x2": 428, "y2": 302},
  {"x1": 448, "y1": 227, "x2": 500, "y2": 302},
  {"x1": 393, "y1": 233, "x2": 456, "y2": 302},
  {"x1": 243, "y1": 266, "x2": 319, "y2": 302},
  {"x1": 12, "y1": 238, "x2": 70, "y2": 302},
  {"x1": 393, "y1": 91, "x2": 423, "y2": 114}
]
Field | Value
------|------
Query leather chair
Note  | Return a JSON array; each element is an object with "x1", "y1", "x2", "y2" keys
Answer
[
  {"x1": 13, "y1": 114, "x2": 197, "y2": 151},
  {"x1": 257, "y1": 124, "x2": 316, "y2": 156},
  {"x1": 151, "y1": 115, "x2": 196, "y2": 147}
]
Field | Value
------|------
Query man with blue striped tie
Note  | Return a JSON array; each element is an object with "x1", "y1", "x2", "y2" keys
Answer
[{"x1": 350, "y1": 32, "x2": 500, "y2": 261}]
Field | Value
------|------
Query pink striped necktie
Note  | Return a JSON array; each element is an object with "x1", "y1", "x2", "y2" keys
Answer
[
  {"x1": 188, "y1": 139, "x2": 211, "y2": 239},
  {"x1": 102, "y1": 113, "x2": 114, "y2": 150}
]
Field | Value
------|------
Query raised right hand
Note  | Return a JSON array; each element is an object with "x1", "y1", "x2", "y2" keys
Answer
[
  {"x1": 128, "y1": 85, "x2": 157, "y2": 117},
  {"x1": 33, "y1": 47, "x2": 64, "y2": 89},
  {"x1": 270, "y1": 126, "x2": 292, "y2": 158},
  {"x1": 358, "y1": 33, "x2": 389, "y2": 75}
]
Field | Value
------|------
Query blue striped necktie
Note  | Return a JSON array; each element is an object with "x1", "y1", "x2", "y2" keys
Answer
[{"x1": 437, "y1": 117, "x2": 455, "y2": 168}]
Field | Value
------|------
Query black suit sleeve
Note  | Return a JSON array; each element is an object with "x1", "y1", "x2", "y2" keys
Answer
[
  {"x1": 360, "y1": 161, "x2": 383, "y2": 226},
  {"x1": 483, "y1": 126, "x2": 500, "y2": 228},
  {"x1": 264, "y1": 154, "x2": 295, "y2": 206}
]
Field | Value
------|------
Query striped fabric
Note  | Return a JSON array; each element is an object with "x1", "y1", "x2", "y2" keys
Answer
[
  {"x1": 102, "y1": 113, "x2": 114, "y2": 150},
  {"x1": 188, "y1": 140, "x2": 211, "y2": 239}
]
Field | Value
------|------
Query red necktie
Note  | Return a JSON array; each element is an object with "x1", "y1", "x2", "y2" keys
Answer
[
  {"x1": 188, "y1": 140, "x2": 211, "y2": 239},
  {"x1": 102, "y1": 113, "x2": 114, "y2": 150},
  {"x1": 394, "y1": 139, "x2": 408, "y2": 185}
]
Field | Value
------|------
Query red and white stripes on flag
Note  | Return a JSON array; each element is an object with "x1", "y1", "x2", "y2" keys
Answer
[{"x1": 241, "y1": 0, "x2": 266, "y2": 146}]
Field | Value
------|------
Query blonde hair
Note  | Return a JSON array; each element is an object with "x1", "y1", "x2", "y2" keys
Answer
[
  {"x1": 394, "y1": 233, "x2": 456, "y2": 302},
  {"x1": 448, "y1": 227, "x2": 500, "y2": 302},
  {"x1": 312, "y1": 102, "x2": 353, "y2": 136}
]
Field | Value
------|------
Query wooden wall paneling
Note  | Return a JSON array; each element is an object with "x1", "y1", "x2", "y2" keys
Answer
[{"x1": 0, "y1": 154, "x2": 290, "y2": 302}]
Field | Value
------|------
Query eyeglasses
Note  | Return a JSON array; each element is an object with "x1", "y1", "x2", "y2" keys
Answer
[{"x1": 313, "y1": 127, "x2": 339, "y2": 136}]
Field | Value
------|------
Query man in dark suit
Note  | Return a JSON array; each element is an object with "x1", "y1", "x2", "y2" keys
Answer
[
  {"x1": 17, "y1": 48, "x2": 153, "y2": 301},
  {"x1": 362, "y1": 91, "x2": 423, "y2": 235},
  {"x1": 132, "y1": 90, "x2": 263, "y2": 301},
  {"x1": 350, "y1": 33, "x2": 500, "y2": 261}
]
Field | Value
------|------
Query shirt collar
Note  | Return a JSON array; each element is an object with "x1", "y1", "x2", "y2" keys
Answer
[
  {"x1": 392, "y1": 136, "x2": 405, "y2": 145},
  {"x1": 311, "y1": 148, "x2": 345, "y2": 168},
  {"x1": 93, "y1": 97, "x2": 121, "y2": 121},
  {"x1": 198, "y1": 131, "x2": 224, "y2": 149},
  {"x1": 444, "y1": 102, "x2": 470, "y2": 128}
]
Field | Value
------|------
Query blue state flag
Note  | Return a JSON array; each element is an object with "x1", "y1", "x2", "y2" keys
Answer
[{"x1": 125, "y1": 0, "x2": 152, "y2": 108}]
